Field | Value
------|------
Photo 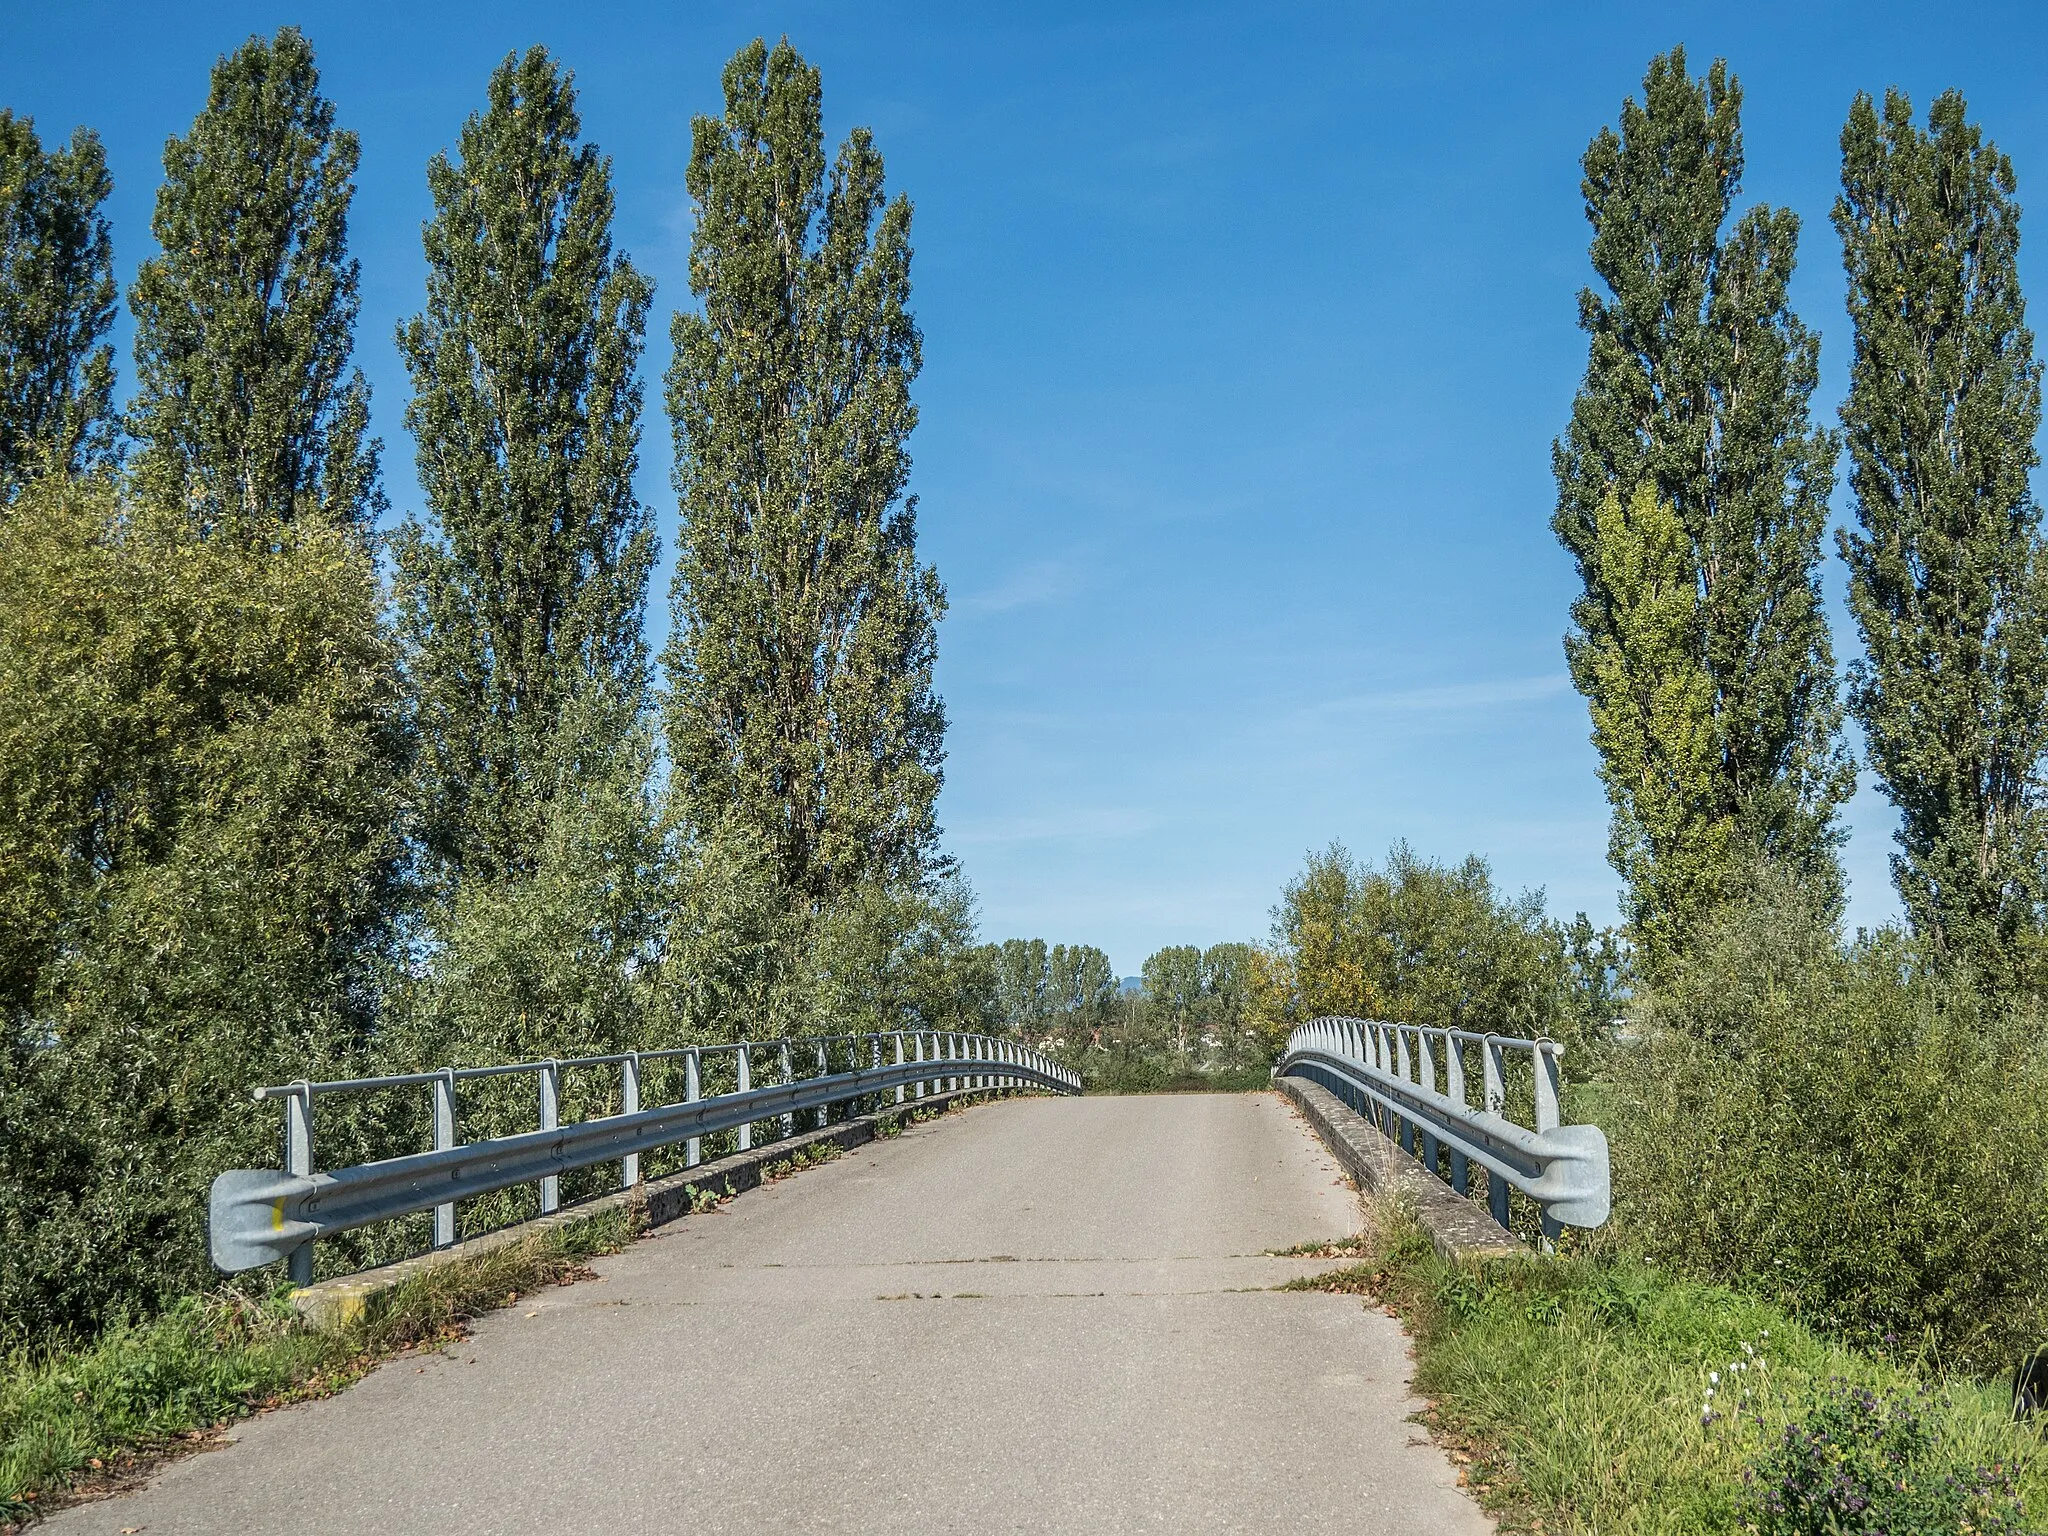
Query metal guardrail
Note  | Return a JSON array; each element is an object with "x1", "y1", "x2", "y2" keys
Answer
[
  {"x1": 1275, "y1": 1016, "x2": 1609, "y2": 1237},
  {"x1": 210, "y1": 1031, "x2": 1078, "y2": 1278}
]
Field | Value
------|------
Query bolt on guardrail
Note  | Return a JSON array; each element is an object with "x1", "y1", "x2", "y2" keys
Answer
[
  {"x1": 1275, "y1": 1016, "x2": 1609, "y2": 1239},
  {"x1": 210, "y1": 1032, "x2": 1079, "y2": 1280}
]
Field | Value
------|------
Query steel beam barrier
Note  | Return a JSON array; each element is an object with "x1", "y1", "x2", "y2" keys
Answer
[
  {"x1": 1275, "y1": 1017, "x2": 1608, "y2": 1235},
  {"x1": 212, "y1": 1034, "x2": 1079, "y2": 1276}
]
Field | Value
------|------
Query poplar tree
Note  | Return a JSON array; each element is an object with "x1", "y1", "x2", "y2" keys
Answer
[
  {"x1": 395, "y1": 48, "x2": 656, "y2": 885},
  {"x1": 665, "y1": 38, "x2": 946, "y2": 914},
  {"x1": 128, "y1": 28, "x2": 379, "y2": 536},
  {"x1": 0, "y1": 111, "x2": 117, "y2": 493},
  {"x1": 1556, "y1": 48, "x2": 1848, "y2": 965},
  {"x1": 1835, "y1": 89, "x2": 2048, "y2": 982},
  {"x1": 1576, "y1": 487, "x2": 1734, "y2": 973}
]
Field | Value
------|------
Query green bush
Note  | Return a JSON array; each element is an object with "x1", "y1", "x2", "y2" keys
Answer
[
  {"x1": 1603, "y1": 866, "x2": 2048, "y2": 1371},
  {"x1": 0, "y1": 480, "x2": 404, "y2": 1343},
  {"x1": 1750, "y1": 1380, "x2": 2027, "y2": 1536}
]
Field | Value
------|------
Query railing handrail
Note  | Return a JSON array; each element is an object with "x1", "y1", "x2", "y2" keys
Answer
[
  {"x1": 249, "y1": 1029, "x2": 988, "y2": 1100},
  {"x1": 214, "y1": 1030, "x2": 1078, "y2": 1279},
  {"x1": 1275, "y1": 1015, "x2": 1608, "y2": 1237}
]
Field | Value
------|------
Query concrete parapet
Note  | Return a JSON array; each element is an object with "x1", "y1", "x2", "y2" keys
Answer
[{"x1": 1274, "y1": 1072, "x2": 1524, "y2": 1262}]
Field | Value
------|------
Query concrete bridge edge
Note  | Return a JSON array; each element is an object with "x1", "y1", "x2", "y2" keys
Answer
[{"x1": 1272, "y1": 1073, "x2": 1526, "y2": 1263}]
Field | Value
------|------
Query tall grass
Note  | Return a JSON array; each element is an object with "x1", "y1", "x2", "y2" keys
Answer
[{"x1": 1331, "y1": 1201, "x2": 2047, "y2": 1536}]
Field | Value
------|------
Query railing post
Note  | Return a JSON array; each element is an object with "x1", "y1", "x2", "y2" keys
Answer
[
  {"x1": 1483, "y1": 1035, "x2": 1508, "y2": 1228},
  {"x1": 622, "y1": 1052, "x2": 642, "y2": 1190},
  {"x1": 737, "y1": 1046, "x2": 753, "y2": 1151},
  {"x1": 284, "y1": 1083, "x2": 314, "y2": 1285},
  {"x1": 894, "y1": 1032, "x2": 906, "y2": 1104},
  {"x1": 779, "y1": 1040, "x2": 794, "y2": 1140},
  {"x1": 1394, "y1": 1028, "x2": 1416, "y2": 1156},
  {"x1": 433, "y1": 1068, "x2": 458, "y2": 1249},
  {"x1": 1444, "y1": 1039, "x2": 1469, "y2": 1196},
  {"x1": 685, "y1": 1047, "x2": 702, "y2": 1167},
  {"x1": 913, "y1": 1032, "x2": 926, "y2": 1100},
  {"x1": 816, "y1": 1040, "x2": 830, "y2": 1130},
  {"x1": 538, "y1": 1061, "x2": 561, "y2": 1214},
  {"x1": 1534, "y1": 1041, "x2": 1561, "y2": 1132},
  {"x1": 1418, "y1": 1030, "x2": 1440, "y2": 1173},
  {"x1": 1535, "y1": 1041, "x2": 1564, "y2": 1247}
]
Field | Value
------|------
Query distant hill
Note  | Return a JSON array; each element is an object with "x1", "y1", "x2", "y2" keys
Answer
[{"x1": 1119, "y1": 976, "x2": 1141, "y2": 995}]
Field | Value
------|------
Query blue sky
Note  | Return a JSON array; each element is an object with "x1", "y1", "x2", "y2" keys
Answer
[{"x1": 7, "y1": 1, "x2": 2047, "y2": 974}]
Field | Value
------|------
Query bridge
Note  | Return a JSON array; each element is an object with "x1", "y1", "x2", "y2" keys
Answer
[{"x1": 49, "y1": 1026, "x2": 1604, "y2": 1535}]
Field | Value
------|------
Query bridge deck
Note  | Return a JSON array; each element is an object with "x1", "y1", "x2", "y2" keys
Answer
[{"x1": 53, "y1": 1093, "x2": 1492, "y2": 1535}]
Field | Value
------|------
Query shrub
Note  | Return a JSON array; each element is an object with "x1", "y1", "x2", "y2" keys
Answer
[
  {"x1": 0, "y1": 479, "x2": 404, "y2": 1343},
  {"x1": 1750, "y1": 1380, "x2": 2027, "y2": 1536},
  {"x1": 1604, "y1": 865, "x2": 2048, "y2": 1371}
]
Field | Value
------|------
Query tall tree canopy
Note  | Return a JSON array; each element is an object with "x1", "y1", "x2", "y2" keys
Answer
[
  {"x1": 1556, "y1": 47, "x2": 1847, "y2": 967},
  {"x1": 395, "y1": 47, "x2": 656, "y2": 886},
  {"x1": 0, "y1": 110, "x2": 117, "y2": 493},
  {"x1": 127, "y1": 27, "x2": 379, "y2": 536},
  {"x1": 664, "y1": 38, "x2": 946, "y2": 915},
  {"x1": 1835, "y1": 89, "x2": 2048, "y2": 984}
]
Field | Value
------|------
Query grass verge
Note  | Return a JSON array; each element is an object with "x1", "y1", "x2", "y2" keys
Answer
[
  {"x1": 1304, "y1": 1200, "x2": 2047, "y2": 1536},
  {"x1": 0, "y1": 1207, "x2": 633, "y2": 1529}
]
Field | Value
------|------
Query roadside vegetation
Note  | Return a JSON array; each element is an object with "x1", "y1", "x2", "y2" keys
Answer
[
  {"x1": 1, "y1": 1209, "x2": 635, "y2": 1527},
  {"x1": 1301, "y1": 1198, "x2": 2042, "y2": 1536}
]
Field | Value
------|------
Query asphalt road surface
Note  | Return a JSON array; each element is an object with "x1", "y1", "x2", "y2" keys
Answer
[{"x1": 51, "y1": 1092, "x2": 1493, "y2": 1535}]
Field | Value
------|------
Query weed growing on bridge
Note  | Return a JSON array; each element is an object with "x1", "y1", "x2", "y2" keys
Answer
[
  {"x1": 762, "y1": 1142, "x2": 845, "y2": 1182},
  {"x1": 1329, "y1": 1203, "x2": 2048, "y2": 1536}
]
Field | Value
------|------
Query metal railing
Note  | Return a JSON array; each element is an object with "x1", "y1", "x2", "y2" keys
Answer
[
  {"x1": 210, "y1": 1031, "x2": 1079, "y2": 1279},
  {"x1": 1275, "y1": 1016, "x2": 1609, "y2": 1238}
]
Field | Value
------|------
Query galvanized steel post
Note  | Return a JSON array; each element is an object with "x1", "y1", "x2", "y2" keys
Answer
[
  {"x1": 432, "y1": 1068, "x2": 458, "y2": 1248},
  {"x1": 736, "y1": 1047, "x2": 753, "y2": 1151},
  {"x1": 284, "y1": 1083, "x2": 314, "y2": 1285},
  {"x1": 815, "y1": 1040, "x2": 829, "y2": 1130},
  {"x1": 779, "y1": 1041, "x2": 794, "y2": 1140},
  {"x1": 1443, "y1": 1037, "x2": 1469, "y2": 1196},
  {"x1": 894, "y1": 1033, "x2": 906, "y2": 1104},
  {"x1": 1483, "y1": 1035, "x2": 1509, "y2": 1228},
  {"x1": 1394, "y1": 1028, "x2": 1416, "y2": 1156},
  {"x1": 539, "y1": 1060, "x2": 561, "y2": 1214},
  {"x1": 1535, "y1": 1041, "x2": 1563, "y2": 1245},
  {"x1": 684, "y1": 1048, "x2": 702, "y2": 1167},
  {"x1": 1417, "y1": 1030, "x2": 1440, "y2": 1173},
  {"x1": 622, "y1": 1053, "x2": 642, "y2": 1190}
]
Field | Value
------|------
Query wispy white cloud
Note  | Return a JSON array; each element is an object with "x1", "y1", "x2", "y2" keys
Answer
[
  {"x1": 1314, "y1": 673, "x2": 1571, "y2": 717},
  {"x1": 947, "y1": 807, "x2": 1155, "y2": 845},
  {"x1": 956, "y1": 558, "x2": 1079, "y2": 615}
]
